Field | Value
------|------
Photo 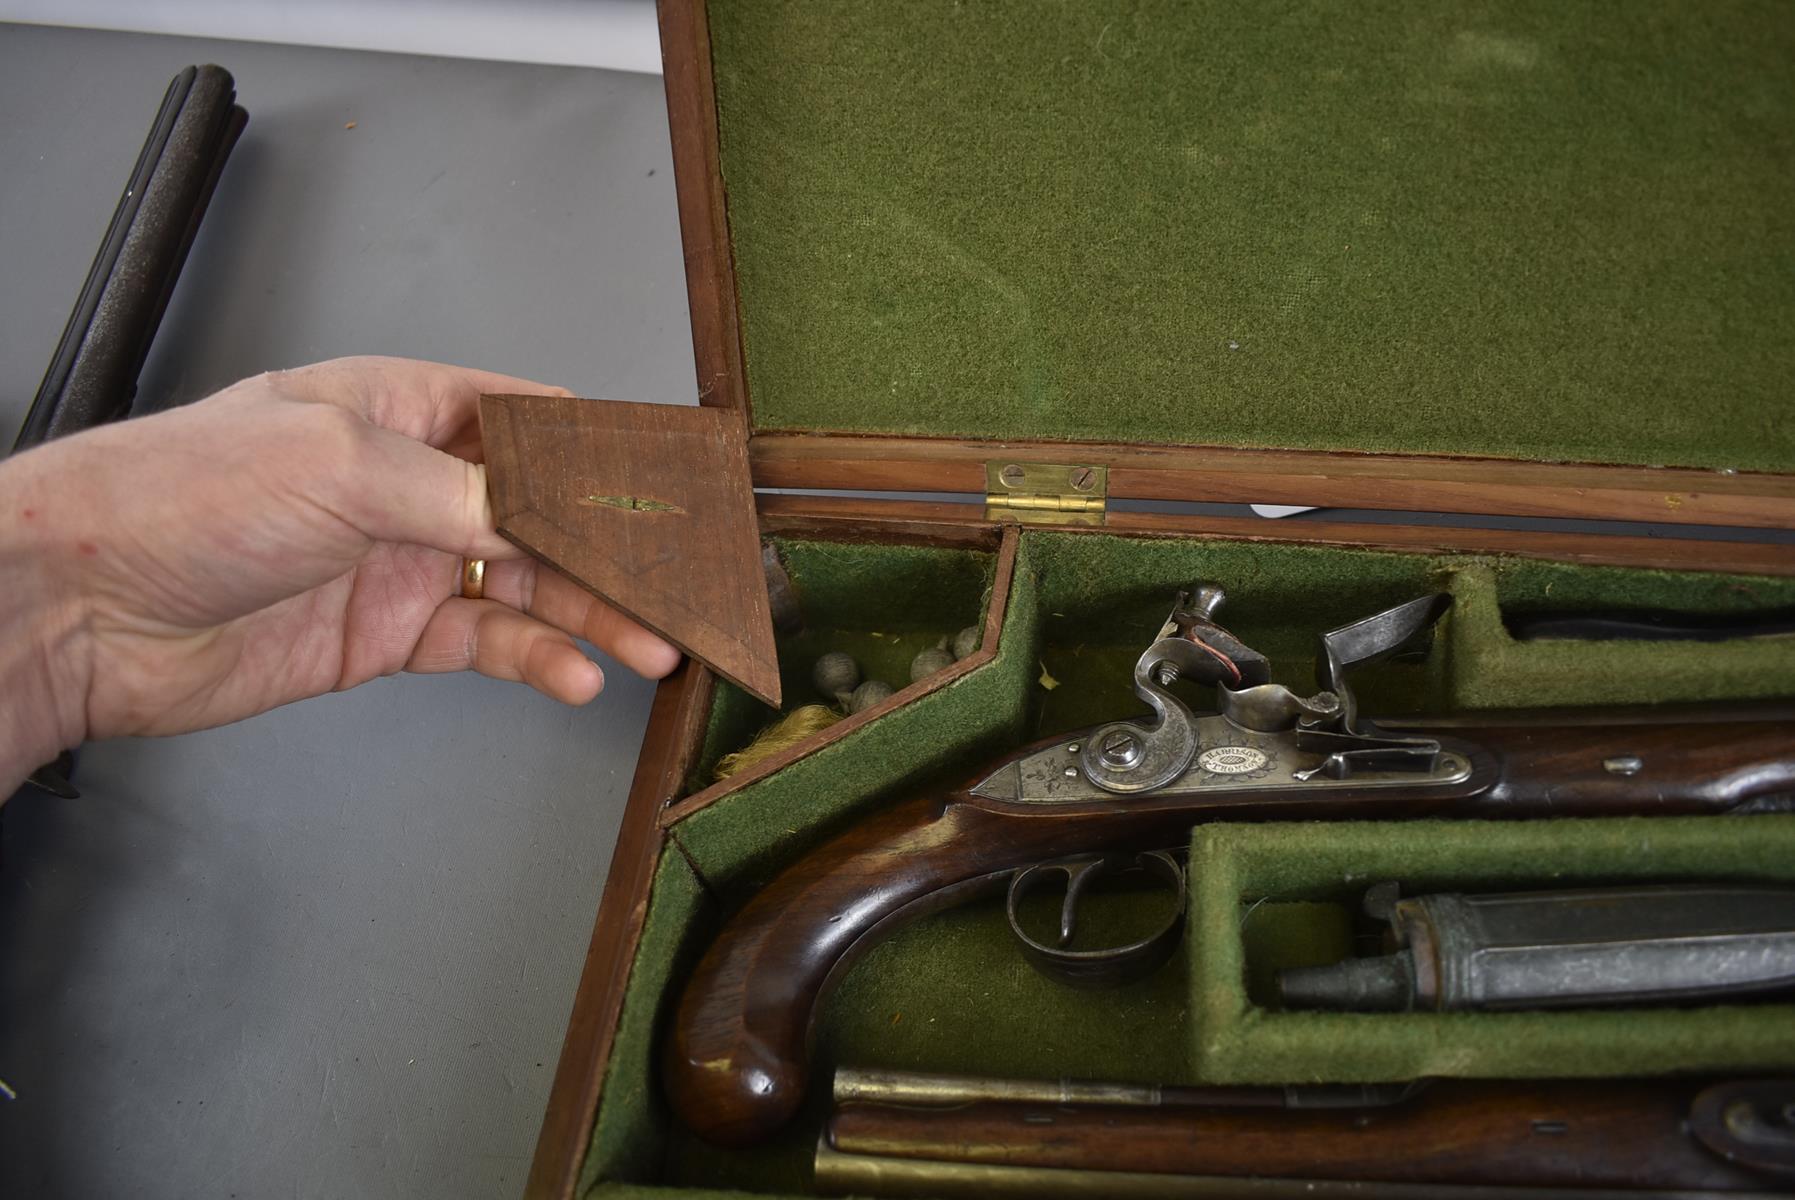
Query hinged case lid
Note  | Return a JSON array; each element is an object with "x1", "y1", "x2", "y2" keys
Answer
[{"x1": 660, "y1": 0, "x2": 1795, "y2": 528}]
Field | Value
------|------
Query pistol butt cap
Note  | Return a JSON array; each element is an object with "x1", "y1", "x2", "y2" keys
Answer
[{"x1": 663, "y1": 1035, "x2": 807, "y2": 1148}]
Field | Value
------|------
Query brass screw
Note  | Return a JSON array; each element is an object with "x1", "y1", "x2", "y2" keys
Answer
[
  {"x1": 1069, "y1": 466, "x2": 1096, "y2": 491},
  {"x1": 999, "y1": 464, "x2": 1027, "y2": 488}
]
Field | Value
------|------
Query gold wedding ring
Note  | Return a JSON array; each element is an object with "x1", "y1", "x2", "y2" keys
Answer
[{"x1": 461, "y1": 558, "x2": 487, "y2": 600}]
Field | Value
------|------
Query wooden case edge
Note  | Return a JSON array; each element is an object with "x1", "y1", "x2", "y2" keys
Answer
[{"x1": 523, "y1": 659, "x2": 711, "y2": 1200}]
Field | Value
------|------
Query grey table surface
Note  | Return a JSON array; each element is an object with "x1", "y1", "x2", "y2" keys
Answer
[{"x1": 0, "y1": 23, "x2": 695, "y2": 1199}]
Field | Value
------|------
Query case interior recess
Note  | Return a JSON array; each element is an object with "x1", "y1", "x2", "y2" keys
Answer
[
  {"x1": 583, "y1": 531, "x2": 1795, "y2": 1197},
  {"x1": 706, "y1": 0, "x2": 1795, "y2": 473},
  {"x1": 1191, "y1": 816, "x2": 1795, "y2": 1083},
  {"x1": 687, "y1": 538, "x2": 999, "y2": 794}
]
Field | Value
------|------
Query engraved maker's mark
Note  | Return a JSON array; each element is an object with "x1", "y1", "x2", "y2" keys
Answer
[
  {"x1": 579, "y1": 494, "x2": 685, "y2": 514},
  {"x1": 1198, "y1": 745, "x2": 1272, "y2": 777}
]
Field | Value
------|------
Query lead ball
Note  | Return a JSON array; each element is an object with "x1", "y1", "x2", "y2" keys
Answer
[
  {"x1": 812, "y1": 651, "x2": 861, "y2": 700},
  {"x1": 910, "y1": 647, "x2": 954, "y2": 682},
  {"x1": 847, "y1": 680, "x2": 894, "y2": 714}
]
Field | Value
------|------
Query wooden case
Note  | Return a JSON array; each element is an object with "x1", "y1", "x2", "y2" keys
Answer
[{"x1": 519, "y1": 3, "x2": 1795, "y2": 1196}]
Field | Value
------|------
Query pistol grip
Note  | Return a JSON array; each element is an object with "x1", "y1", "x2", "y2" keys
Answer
[
  {"x1": 661, "y1": 785, "x2": 1164, "y2": 1146},
  {"x1": 662, "y1": 794, "x2": 991, "y2": 1146}
]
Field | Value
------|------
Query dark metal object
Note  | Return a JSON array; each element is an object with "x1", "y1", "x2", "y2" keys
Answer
[
  {"x1": 7, "y1": 66, "x2": 244, "y2": 801},
  {"x1": 817, "y1": 1075, "x2": 1788, "y2": 1197},
  {"x1": 1076, "y1": 586, "x2": 1261, "y2": 794},
  {"x1": 832, "y1": 1066, "x2": 1421, "y2": 1111},
  {"x1": 812, "y1": 651, "x2": 859, "y2": 700},
  {"x1": 1510, "y1": 611, "x2": 1795, "y2": 643},
  {"x1": 847, "y1": 680, "x2": 893, "y2": 714},
  {"x1": 1279, "y1": 883, "x2": 1795, "y2": 1012},
  {"x1": 990, "y1": 587, "x2": 1466, "y2": 807},
  {"x1": 13, "y1": 65, "x2": 245, "y2": 450},
  {"x1": 995, "y1": 589, "x2": 1468, "y2": 983},
  {"x1": 1316, "y1": 594, "x2": 1449, "y2": 730},
  {"x1": 24, "y1": 752, "x2": 80, "y2": 800},
  {"x1": 813, "y1": 1143, "x2": 1785, "y2": 1200},
  {"x1": 1691, "y1": 1079, "x2": 1795, "y2": 1178},
  {"x1": 1006, "y1": 851, "x2": 1187, "y2": 987},
  {"x1": 1294, "y1": 593, "x2": 1453, "y2": 779},
  {"x1": 909, "y1": 646, "x2": 954, "y2": 682},
  {"x1": 761, "y1": 541, "x2": 804, "y2": 635},
  {"x1": 1152, "y1": 583, "x2": 1269, "y2": 690}
]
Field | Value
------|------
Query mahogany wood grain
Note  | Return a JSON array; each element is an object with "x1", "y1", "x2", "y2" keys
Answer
[
  {"x1": 757, "y1": 502, "x2": 1003, "y2": 551},
  {"x1": 524, "y1": 660, "x2": 714, "y2": 1200},
  {"x1": 756, "y1": 493, "x2": 1795, "y2": 577},
  {"x1": 825, "y1": 1081, "x2": 1771, "y2": 1190},
  {"x1": 663, "y1": 716, "x2": 1795, "y2": 1147},
  {"x1": 749, "y1": 433, "x2": 1795, "y2": 529},
  {"x1": 482, "y1": 393, "x2": 781, "y2": 706},
  {"x1": 657, "y1": 0, "x2": 748, "y2": 417},
  {"x1": 658, "y1": 526, "x2": 1020, "y2": 828}
]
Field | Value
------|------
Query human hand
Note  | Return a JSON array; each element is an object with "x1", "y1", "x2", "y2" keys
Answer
[{"x1": 0, "y1": 356, "x2": 681, "y2": 790}]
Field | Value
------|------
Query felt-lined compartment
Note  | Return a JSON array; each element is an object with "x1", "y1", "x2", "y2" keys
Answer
[
  {"x1": 706, "y1": 0, "x2": 1795, "y2": 473},
  {"x1": 1189, "y1": 817, "x2": 1795, "y2": 1082},
  {"x1": 702, "y1": 534, "x2": 1795, "y2": 781},
  {"x1": 584, "y1": 531, "x2": 1795, "y2": 1197},
  {"x1": 686, "y1": 537, "x2": 999, "y2": 793}
]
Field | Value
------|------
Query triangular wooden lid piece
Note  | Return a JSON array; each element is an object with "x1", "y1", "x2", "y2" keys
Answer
[{"x1": 481, "y1": 394, "x2": 781, "y2": 707}]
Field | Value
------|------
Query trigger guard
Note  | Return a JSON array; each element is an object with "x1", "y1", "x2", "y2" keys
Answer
[{"x1": 1006, "y1": 851, "x2": 1188, "y2": 989}]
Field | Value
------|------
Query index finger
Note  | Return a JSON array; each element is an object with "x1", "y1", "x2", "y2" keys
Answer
[{"x1": 269, "y1": 355, "x2": 575, "y2": 452}]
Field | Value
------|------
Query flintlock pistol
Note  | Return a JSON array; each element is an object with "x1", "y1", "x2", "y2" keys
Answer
[{"x1": 665, "y1": 585, "x2": 1795, "y2": 1146}]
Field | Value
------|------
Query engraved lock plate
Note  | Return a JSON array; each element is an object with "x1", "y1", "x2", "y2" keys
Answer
[{"x1": 970, "y1": 716, "x2": 1473, "y2": 805}]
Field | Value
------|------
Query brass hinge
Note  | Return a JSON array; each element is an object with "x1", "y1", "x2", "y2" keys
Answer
[{"x1": 985, "y1": 461, "x2": 1108, "y2": 526}]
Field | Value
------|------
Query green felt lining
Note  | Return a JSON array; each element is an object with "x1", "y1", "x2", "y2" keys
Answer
[
  {"x1": 687, "y1": 538, "x2": 997, "y2": 790},
  {"x1": 585, "y1": 539, "x2": 1048, "y2": 1194},
  {"x1": 581, "y1": 851, "x2": 709, "y2": 1197},
  {"x1": 1445, "y1": 561, "x2": 1795, "y2": 709},
  {"x1": 1188, "y1": 817, "x2": 1795, "y2": 1082},
  {"x1": 674, "y1": 541, "x2": 1041, "y2": 905},
  {"x1": 706, "y1": 531, "x2": 1795, "y2": 775},
  {"x1": 1024, "y1": 532, "x2": 1795, "y2": 735},
  {"x1": 708, "y1": 0, "x2": 1795, "y2": 471},
  {"x1": 582, "y1": 530, "x2": 1795, "y2": 1197}
]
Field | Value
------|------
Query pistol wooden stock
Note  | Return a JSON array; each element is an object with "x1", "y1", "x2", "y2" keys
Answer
[
  {"x1": 820, "y1": 1080, "x2": 1774, "y2": 1193},
  {"x1": 664, "y1": 716, "x2": 1795, "y2": 1146}
]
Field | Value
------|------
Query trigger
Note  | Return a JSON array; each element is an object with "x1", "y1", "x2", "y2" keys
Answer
[{"x1": 1058, "y1": 857, "x2": 1109, "y2": 946}]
